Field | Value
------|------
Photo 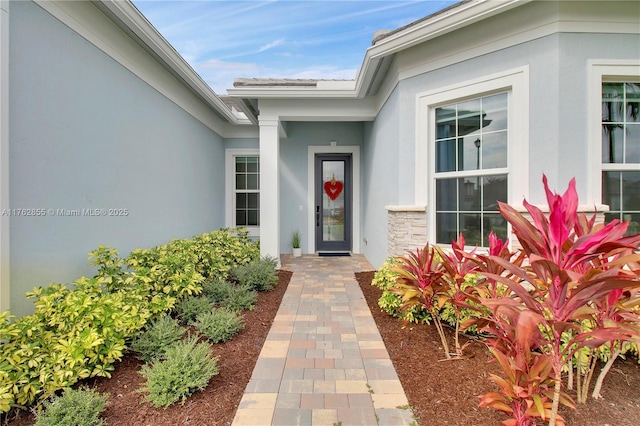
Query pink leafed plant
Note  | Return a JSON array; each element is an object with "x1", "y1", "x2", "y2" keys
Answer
[{"x1": 480, "y1": 175, "x2": 640, "y2": 426}]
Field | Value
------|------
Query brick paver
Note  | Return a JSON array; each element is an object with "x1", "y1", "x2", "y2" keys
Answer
[{"x1": 232, "y1": 255, "x2": 415, "y2": 426}]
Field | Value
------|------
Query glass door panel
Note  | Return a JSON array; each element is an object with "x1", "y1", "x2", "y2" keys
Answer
[{"x1": 315, "y1": 155, "x2": 351, "y2": 252}]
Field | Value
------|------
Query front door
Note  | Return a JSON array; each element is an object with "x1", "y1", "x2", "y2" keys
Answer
[{"x1": 315, "y1": 154, "x2": 352, "y2": 252}]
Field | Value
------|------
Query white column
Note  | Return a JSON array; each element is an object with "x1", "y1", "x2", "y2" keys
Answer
[
  {"x1": 259, "y1": 116, "x2": 280, "y2": 263},
  {"x1": 0, "y1": 0, "x2": 9, "y2": 312}
]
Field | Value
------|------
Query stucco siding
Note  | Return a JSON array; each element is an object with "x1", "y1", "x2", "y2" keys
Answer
[
  {"x1": 361, "y1": 89, "x2": 400, "y2": 268},
  {"x1": 397, "y1": 31, "x2": 639, "y2": 205},
  {"x1": 9, "y1": 1, "x2": 225, "y2": 315},
  {"x1": 556, "y1": 33, "x2": 640, "y2": 201},
  {"x1": 373, "y1": 23, "x2": 638, "y2": 257}
]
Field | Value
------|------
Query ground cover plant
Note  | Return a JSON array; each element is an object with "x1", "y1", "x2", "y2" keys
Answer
[
  {"x1": 33, "y1": 387, "x2": 108, "y2": 426},
  {"x1": 129, "y1": 316, "x2": 186, "y2": 363},
  {"x1": 137, "y1": 337, "x2": 220, "y2": 408},
  {"x1": 193, "y1": 309, "x2": 245, "y2": 343}
]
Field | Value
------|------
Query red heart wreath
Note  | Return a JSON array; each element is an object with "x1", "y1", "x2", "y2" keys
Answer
[{"x1": 324, "y1": 180, "x2": 344, "y2": 201}]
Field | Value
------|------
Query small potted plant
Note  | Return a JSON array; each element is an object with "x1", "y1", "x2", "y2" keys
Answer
[{"x1": 292, "y1": 231, "x2": 302, "y2": 257}]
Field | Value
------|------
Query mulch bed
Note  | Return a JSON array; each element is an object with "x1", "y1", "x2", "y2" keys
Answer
[
  {"x1": 4, "y1": 270, "x2": 292, "y2": 426},
  {"x1": 355, "y1": 270, "x2": 640, "y2": 426},
  {"x1": 4, "y1": 268, "x2": 639, "y2": 425}
]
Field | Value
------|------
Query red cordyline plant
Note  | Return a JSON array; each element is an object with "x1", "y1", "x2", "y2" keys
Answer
[
  {"x1": 433, "y1": 235, "x2": 480, "y2": 356},
  {"x1": 575, "y1": 285, "x2": 640, "y2": 402},
  {"x1": 465, "y1": 233, "x2": 570, "y2": 425},
  {"x1": 478, "y1": 307, "x2": 572, "y2": 426},
  {"x1": 391, "y1": 244, "x2": 455, "y2": 359},
  {"x1": 566, "y1": 209, "x2": 640, "y2": 402},
  {"x1": 481, "y1": 176, "x2": 640, "y2": 426}
]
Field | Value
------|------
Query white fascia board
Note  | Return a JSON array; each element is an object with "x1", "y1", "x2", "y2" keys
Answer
[
  {"x1": 258, "y1": 98, "x2": 377, "y2": 122},
  {"x1": 316, "y1": 80, "x2": 357, "y2": 91},
  {"x1": 96, "y1": 0, "x2": 237, "y2": 124},
  {"x1": 354, "y1": 0, "x2": 532, "y2": 97},
  {"x1": 220, "y1": 123, "x2": 259, "y2": 139}
]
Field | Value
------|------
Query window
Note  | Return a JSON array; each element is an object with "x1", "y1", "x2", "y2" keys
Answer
[
  {"x1": 434, "y1": 93, "x2": 508, "y2": 246},
  {"x1": 601, "y1": 82, "x2": 640, "y2": 235},
  {"x1": 226, "y1": 150, "x2": 260, "y2": 234},
  {"x1": 416, "y1": 66, "x2": 529, "y2": 248},
  {"x1": 234, "y1": 156, "x2": 260, "y2": 227}
]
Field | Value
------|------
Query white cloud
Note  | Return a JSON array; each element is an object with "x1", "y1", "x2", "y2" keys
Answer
[{"x1": 258, "y1": 38, "x2": 285, "y2": 53}]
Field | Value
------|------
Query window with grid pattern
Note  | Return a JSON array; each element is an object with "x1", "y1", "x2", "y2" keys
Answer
[
  {"x1": 434, "y1": 93, "x2": 509, "y2": 246},
  {"x1": 601, "y1": 82, "x2": 640, "y2": 235},
  {"x1": 234, "y1": 156, "x2": 260, "y2": 227}
]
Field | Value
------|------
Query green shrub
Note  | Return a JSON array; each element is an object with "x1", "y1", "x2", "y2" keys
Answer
[
  {"x1": 203, "y1": 280, "x2": 257, "y2": 312},
  {"x1": 138, "y1": 337, "x2": 219, "y2": 408},
  {"x1": 230, "y1": 256, "x2": 278, "y2": 291},
  {"x1": 130, "y1": 316, "x2": 186, "y2": 362},
  {"x1": 34, "y1": 387, "x2": 109, "y2": 426},
  {"x1": 125, "y1": 239, "x2": 205, "y2": 301},
  {"x1": 0, "y1": 228, "x2": 261, "y2": 414},
  {"x1": 371, "y1": 257, "x2": 401, "y2": 291},
  {"x1": 0, "y1": 279, "x2": 151, "y2": 410},
  {"x1": 378, "y1": 290, "x2": 431, "y2": 324},
  {"x1": 190, "y1": 228, "x2": 260, "y2": 281},
  {"x1": 175, "y1": 296, "x2": 214, "y2": 325},
  {"x1": 373, "y1": 257, "x2": 431, "y2": 324},
  {"x1": 222, "y1": 285, "x2": 258, "y2": 312},
  {"x1": 203, "y1": 280, "x2": 234, "y2": 304},
  {"x1": 194, "y1": 309, "x2": 245, "y2": 343}
]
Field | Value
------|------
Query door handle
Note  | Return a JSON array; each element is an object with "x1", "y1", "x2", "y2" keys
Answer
[{"x1": 316, "y1": 206, "x2": 320, "y2": 227}]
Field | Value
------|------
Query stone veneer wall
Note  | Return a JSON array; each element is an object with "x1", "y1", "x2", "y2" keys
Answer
[
  {"x1": 386, "y1": 206, "x2": 427, "y2": 258},
  {"x1": 385, "y1": 204, "x2": 608, "y2": 258}
]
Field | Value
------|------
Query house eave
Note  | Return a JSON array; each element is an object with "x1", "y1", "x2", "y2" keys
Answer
[
  {"x1": 355, "y1": 0, "x2": 532, "y2": 97},
  {"x1": 94, "y1": 0, "x2": 240, "y2": 124}
]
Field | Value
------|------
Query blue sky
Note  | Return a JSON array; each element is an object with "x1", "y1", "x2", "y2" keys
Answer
[{"x1": 132, "y1": 0, "x2": 457, "y2": 94}]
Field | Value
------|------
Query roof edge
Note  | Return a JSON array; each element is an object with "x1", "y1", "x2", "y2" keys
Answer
[
  {"x1": 354, "y1": 0, "x2": 532, "y2": 97},
  {"x1": 96, "y1": 0, "x2": 240, "y2": 124}
]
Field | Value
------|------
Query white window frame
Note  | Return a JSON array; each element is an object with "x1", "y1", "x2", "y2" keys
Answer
[
  {"x1": 416, "y1": 66, "x2": 529, "y2": 247},
  {"x1": 587, "y1": 60, "x2": 640, "y2": 207},
  {"x1": 225, "y1": 149, "x2": 260, "y2": 237}
]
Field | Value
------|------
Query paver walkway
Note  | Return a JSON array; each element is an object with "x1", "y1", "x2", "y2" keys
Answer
[{"x1": 232, "y1": 254, "x2": 415, "y2": 426}]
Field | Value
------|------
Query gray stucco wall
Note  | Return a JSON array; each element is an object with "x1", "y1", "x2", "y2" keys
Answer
[
  {"x1": 279, "y1": 121, "x2": 363, "y2": 254},
  {"x1": 397, "y1": 32, "x2": 640, "y2": 206},
  {"x1": 9, "y1": 1, "x2": 226, "y2": 315},
  {"x1": 361, "y1": 90, "x2": 400, "y2": 268},
  {"x1": 556, "y1": 33, "x2": 640, "y2": 198},
  {"x1": 362, "y1": 30, "x2": 639, "y2": 266}
]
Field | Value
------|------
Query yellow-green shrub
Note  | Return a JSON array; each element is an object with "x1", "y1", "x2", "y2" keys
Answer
[
  {"x1": 0, "y1": 227, "x2": 260, "y2": 414},
  {"x1": 373, "y1": 257, "x2": 431, "y2": 324},
  {"x1": 1, "y1": 278, "x2": 150, "y2": 409}
]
